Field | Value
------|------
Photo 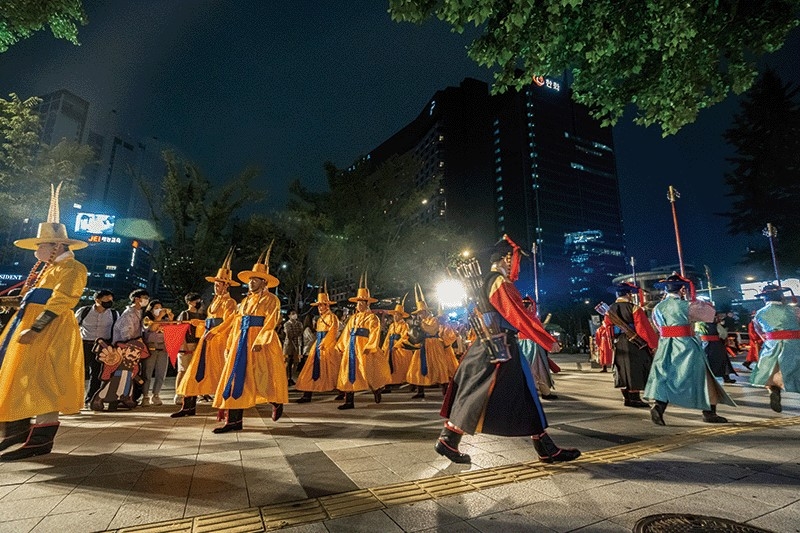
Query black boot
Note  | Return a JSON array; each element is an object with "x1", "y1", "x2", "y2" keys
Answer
[
  {"x1": 334, "y1": 391, "x2": 345, "y2": 401},
  {"x1": 382, "y1": 385, "x2": 392, "y2": 394},
  {"x1": 742, "y1": 361, "x2": 752, "y2": 370},
  {"x1": 213, "y1": 409, "x2": 243, "y2": 433},
  {"x1": 441, "y1": 383, "x2": 449, "y2": 396},
  {"x1": 373, "y1": 388, "x2": 382, "y2": 404},
  {"x1": 621, "y1": 389, "x2": 630, "y2": 405},
  {"x1": 296, "y1": 392, "x2": 312, "y2": 403},
  {"x1": 626, "y1": 391, "x2": 649, "y2": 408},
  {"x1": 0, "y1": 418, "x2": 31, "y2": 452},
  {"x1": 651, "y1": 400, "x2": 667, "y2": 426},
  {"x1": 170, "y1": 396, "x2": 197, "y2": 418},
  {"x1": 411, "y1": 386, "x2": 425, "y2": 399},
  {"x1": 532, "y1": 432, "x2": 581, "y2": 463},
  {"x1": 271, "y1": 403, "x2": 284, "y2": 421},
  {"x1": 702, "y1": 404, "x2": 728, "y2": 423},
  {"x1": 338, "y1": 392, "x2": 355, "y2": 410},
  {"x1": 769, "y1": 386, "x2": 782, "y2": 413},
  {"x1": 434, "y1": 426, "x2": 471, "y2": 464},
  {"x1": 1, "y1": 423, "x2": 59, "y2": 461}
]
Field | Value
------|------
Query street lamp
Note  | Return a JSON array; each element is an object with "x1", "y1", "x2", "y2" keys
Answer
[{"x1": 461, "y1": 249, "x2": 471, "y2": 258}]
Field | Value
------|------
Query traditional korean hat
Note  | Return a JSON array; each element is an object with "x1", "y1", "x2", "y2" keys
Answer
[
  {"x1": 387, "y1": 293, "x2": 410, "y2": 318},
  {"x1": 15, "y1": 183, "x2": 88, "y2": 250},
  {"x1": 310, "y1": 280, "x2": 337, "y2": 306},
  {"x1": 654, "y1": 273, "x2": 696, "y2": 300},
  {"x1": 205, "y1": 247, "x2": 240, "y2": 286},
  {"x1": 411, "y1": 284, "x2": 431, "y2": 315},
  {"x1": 237, "y1": 241, "x2": 279, "y2": 288},
  {"x1": 756, "y1": 284, "x2": 791, "y2": 301},
  {"x1": 348, "y1": 272, "x2": 377, "y2": 303}
]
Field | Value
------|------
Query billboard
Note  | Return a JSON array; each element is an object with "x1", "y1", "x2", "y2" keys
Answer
[
  {"x1": 74, "y1": 213, "x2": 115, "y2": 235},
  {"x1": 740, "y1": 278, "x2": 800, "y2": 300}
]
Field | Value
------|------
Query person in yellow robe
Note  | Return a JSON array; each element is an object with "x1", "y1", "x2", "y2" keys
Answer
[
  {"x1": 382, "y1": 297, "x2": 413, "y2": 391},
  {"x1": 295, "y1": 284, "x2": 340, "y2": 403},
  {"x1": 335, "y1": 277, "x2": 391, "y2": 409},
  {"x1": 212, "y1": 245, "x2": 288, "y2": 432},
  {"x1": 172, "y1": 249, "x2": 239, "y2": 418},
  {"x1": 405, "y1": 284, "x2": 452, "y2": 399},
  {"x1": 0, "y1": 184, "x2": 88, "y2": 461}
]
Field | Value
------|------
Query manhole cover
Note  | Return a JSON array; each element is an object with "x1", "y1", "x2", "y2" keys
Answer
[{"x1": 634, "y1": 514, "x2": 774, "y2": 533}]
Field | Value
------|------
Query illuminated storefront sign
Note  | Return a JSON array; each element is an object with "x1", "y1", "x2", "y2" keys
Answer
[
  {"x1": 532, "y1": 75, "x2": 561, "y2": 92},
  {"x1": 87, "y1": 235, "x2": 122, "y2": 244}
]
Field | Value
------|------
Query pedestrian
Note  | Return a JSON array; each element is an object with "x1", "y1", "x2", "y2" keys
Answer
[
  {"x1": 335, "y1": 274, "x2": 390, "y2": 409},
  {"x1": 749, "y1": 284, "x2": 800, "y2": 413},
  {"x1": 645, "y1": 274, "x2": 735, "y2": 425},
  {"x1": 405, "y1": 285, "x2": 453, "y2": 399},
  {"x1": 283, "y1": 309, "x2": 303, "y2": 386},
  {"x1": 382, "y1": 296, "x2": 413, "y2": 392},
  {"x1": 173, "y1": 292, "x2": 206, "y2": 404},
  {"x1": 106, "y1": 288, "x2": 149, "y2": 409},
  {"x1": 75, "y1": 289, "x2": 119, "y2": 406},
  {"x1": 604, "y1": 283, "x2": 659, "y2": 408},
  {"x1": 696, "y1": 312, "x2": 737, "y2": 384},
  {"x1": 437, "y1": 237, "x2": 580, "y2": 464},
  {"x1": 295, "y1": 284, "x2": 341, "y2": 403},
  {"x1": 0, "y1": 183, "x2": 88, "y2": 460},
  {"x1": 743, "y1": 311, "x2": 762, "y2": 370},
  {"x1": 172, "y1": 250, "x2": 239, "y2": 417},
  {"x1": 212, "y1": 244, "x2": 287, "y2": 432},
  {"x1": 141, "y1": 300, "x2": 173, "y2": 406},
  {"x1": 518, "y1": 295, "x2": 561, "y2": 400}
]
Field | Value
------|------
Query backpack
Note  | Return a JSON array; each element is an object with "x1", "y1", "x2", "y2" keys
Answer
[{"x1": 78, "y1": 305, "x2": 119, "y2": 332}]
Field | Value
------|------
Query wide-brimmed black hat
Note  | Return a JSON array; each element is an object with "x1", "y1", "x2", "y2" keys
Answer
[
  {"x1": 654, "y1": 274, "x2": 689, "y2": 291},
  {"x1": 756, "y1": 284, "x2": 791, "y2": 299}
]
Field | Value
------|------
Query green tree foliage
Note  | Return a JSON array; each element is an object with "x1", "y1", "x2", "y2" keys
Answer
[
  {"x1": 0, "y1": 93, "x2": 92, "y2": 228},
  {"x1": 144, "y1": 152, "x2": 262, "y2": 303},
  {"x1": 389, "y1": 0, "x2": 800, "y2": 135},
  {"x1": 289, "y1": 154, "x2": 466, "y2": 297},
  {"x1": 1, "y1": 0, "x2": 87, "y2": 53},
  {"x1": 722, "y1": 69, "x2": 800, "y2": 272}
]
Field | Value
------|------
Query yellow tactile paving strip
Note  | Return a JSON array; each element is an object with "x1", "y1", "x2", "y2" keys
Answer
[{"x1": 110, "y1": 416, "x2": 800, "y2": 533}]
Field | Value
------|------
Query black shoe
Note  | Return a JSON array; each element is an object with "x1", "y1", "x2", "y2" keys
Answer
[
  {"x1": 650, "y1": 401, "x2": 666, "y2": 426},
  {"x1": 435, "y1": 439, "x2": 471, "y2": 464},
  {"x1": 271, "y1": 403, "x2": 284, "y2": 422},
  {"x1": 295, "y1": 393, "x2": 312, "y2": 403},
  {"x1": 411, "y1": 391, "x2": 425, "y2": 399},
  {"x1": 541, "y1": 394, "x2": 559, "y2": 400},
  {"x1": 0, "y1": 418, "x2": 31, "y2": 452},
  {"x1": 742, "y1": 361, "x2": 752, "y2": 370},
  {"x1": 337, "y1": 403, "x2": 355, "y2": 410},
  {"x1": 702, "y1": 411, "x2": 728, "y2": 423},
  {"x1": 770, "y1": 387, "x2": 782, "y2": 413},
  {"x1": 1, "y1": 423, "x2": 58, "y2": 461},
  {"x1": 171, "y1": 396, "x2": 197, "y2": 418},
  {"x1": 382, "y1": 386, "x2": 392, "y2": 394},
  {"x1": 288, "y1": 379, "x2": 296, "y2": 386},
  {"x1": 213, "y1": 409, "x2": 243, "y2": 433},
  {"x1": 625, "y1": 391, "x2": 649, "y2": 408},
  {"x1": 723, "y1": 377, "x2": 736, "y2": 384},
  {"x1": 531, "y1": 432, "x2": 581, "y2": 463},
  {"x1": 334, "y1": 392, "x2": 345, "y2": 401},
  {"x1": 373, "y1": 389, "x2": 382, "y2": 404},
  {"x1": 600, "y1": 366, "x2": 608, "y2": 373}
]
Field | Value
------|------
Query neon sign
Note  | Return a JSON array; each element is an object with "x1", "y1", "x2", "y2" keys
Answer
[
  {"x1": 88, "y1": 235, "x2": 122, "y2": 244},
  {"x1": 532, "y1": 75, "x2": 560, "y2": 92}
]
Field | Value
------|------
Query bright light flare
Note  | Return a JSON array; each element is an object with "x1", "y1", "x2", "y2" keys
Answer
[{"x1": 436, "y1": 279, "x2": 467, "y2": 309}]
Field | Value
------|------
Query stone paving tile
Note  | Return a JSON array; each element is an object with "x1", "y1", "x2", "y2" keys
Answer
[
  {"x1": 436, "y1": 491, "x2": 509, "y2": 519},
  {"x1": 332, "y1": 456, "x2": 385, "y2": 474},
  {"x1": 0, "y1": 517, "x2": 42, "y2": 533},
  {"x1": 106, "y1": 497, "x2": 187, "y2": 530},
  {"x1": 478, "y1": 479, "x2": 551, "y2": 508},
  {"x1": 716, "y1": 471, "x2": 800, "y2": 507},
  {"x1": 515, "y1": 497, "x2": 607, "y2": 533},
  {"x1": 188, "y1": 461, "x2": 246, "y2": 495},
  {"x1": 184, "y1": 487, "x2": 250, "y2": 517},
  {"x1": 559, "y1": 480, "x2": 676, "y2": 519},
  {"x1": 571, "y1": 519, "x2": 632, "y2": 532},
  {"x1": 50, "y1": 487, "x2": 130, "y2": 514},
  {"x1": 324, "y1": 509, "x2": 404, "y2": 533},
  {"x1": 383, "y1": 499, "x2": 462, "y2": 532},
  {"x1": 0, "y1": 494, "x2": 66, "y2": 522},
  {"x1": 30, "y1": 508, "x2": 114, "y2": 533},
  {"x1": 748, "y1": 499, "x2": 800, "y2": 532},
  {"x1": 419, "y1": 521, "x2": 480, "y2": 532},
  {"x1": 129, "y1": 464, "x2": 193, "y2": 499},
  {"x1": 467, "y1": 508, "x2": 555, "y2": 532},
  {"x1": 515, "y1": 469, "x2": 618, "y2": 499},
  {"x1": 346, "y1": 467, "x2": 404, "y2": 489},
  {"x1": 270, "y1": 522, "x2": 328, "y2": 533}
]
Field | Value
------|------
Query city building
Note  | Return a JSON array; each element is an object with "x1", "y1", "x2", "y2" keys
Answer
[
  {"x1": 361, "y1": 77, "x2": 627, "y2": 306},
  {"x1": 36, "y1": 89, "x2": 89, "y2": 146}
]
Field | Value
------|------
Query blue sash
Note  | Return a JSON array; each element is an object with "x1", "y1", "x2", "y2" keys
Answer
[
  {"x1": 387, "y1": 333, "x2": 400, "y2": 373},
  {"x1": 312, "y1": 330, "x2": 327, "y2": 380},
  {"x1": 0, "y1": 288, "x2": 52, "y2": 367},
  {"x1": 348, "y1": 327, "x2": 369, "y2": 383},
  {"x1": 221, "y1": 315, "x2": 264, "y2": 400},
  {"x1": 419, "y1": 332, "x2": 437, "y2": 377},
  {"x1": 194, "y1": 317, "x2": 223, "y2": 382}
]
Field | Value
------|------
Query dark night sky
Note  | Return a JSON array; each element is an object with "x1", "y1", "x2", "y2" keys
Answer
[{"x1": 1, "y1": 1, "x2": 798, "y2": 288}]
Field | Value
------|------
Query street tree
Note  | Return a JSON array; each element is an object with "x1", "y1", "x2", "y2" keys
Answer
[
  {"x1": 143, "y1": 151, "x2": 262, "y2": 303},
  {"x1": 0, "y1": 92, "x2": 92, "y2": 232},
  {"x1": 389, "y1": 0, "x2": 800, "y2": 135},
  {"x1": 722, "y1": 69, "x2": 800, "y2": 272},
  {"x1": 1, "y1": 0, "x2": 87, "y2": 53}
]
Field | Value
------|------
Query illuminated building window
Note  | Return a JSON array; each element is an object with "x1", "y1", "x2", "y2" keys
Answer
[
  {"x1": 498, "y1": 215, "x2": 505, "y2": 222},
  {"x1": 105, "y1": 265, "x2": 116, "y2": 270},
  {"x1": 496, "y1": 185, "x2": 503, "y2": 192},
  {"x1": 497, "y1": 195, "x2": 504, "y2": 202}
]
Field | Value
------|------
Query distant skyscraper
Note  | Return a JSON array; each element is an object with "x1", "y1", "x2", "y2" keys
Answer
[
  {"x1": 362, "y1": 77, "x2": 626, "y2": 305},
  {"x1": 36, "y1": 89, "x2": 89, "y2": 146}
]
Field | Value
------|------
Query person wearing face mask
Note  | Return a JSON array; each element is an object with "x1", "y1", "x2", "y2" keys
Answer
[
  {"x1": 75, "y1": 290, "x2": 119, "y2": 406},
  {"x1": 108, "y1": 288, "x2": 150, "y2": 408},
  {"x1": 0, "y1": 184, "x2": 88, "y2": 461},
  {"x1": 141, "y1": 300, "x2": 174, "y2": 407},
  {"x1": 173, "y1": 292, "x2": 206, "y2": 405}
]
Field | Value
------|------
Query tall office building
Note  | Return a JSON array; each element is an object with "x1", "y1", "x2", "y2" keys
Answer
[
  {"x1": 36, "y1": 89, "x2": 89, "y2": 146},
  {"x1": 363, "y1": 77, "x2": 626, "y2": 306}
]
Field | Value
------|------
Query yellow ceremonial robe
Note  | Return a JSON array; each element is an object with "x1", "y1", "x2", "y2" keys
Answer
[
  {"x1": 177, "y1": 292, "x2": 237, "y2": 397},
  {"x1": 336, "y1": 311, "x2": 391, "y2": 392},
  {"x1": 382, "y1": 319, "x2": 413, "y2": 385},
  {"x1": 0, "y1": 255, "x2": 87, "y2": 421},
  {"x1": 295, "y1": 311, "x2": 340, "y2": 392},
  {"x1": 213, "y1": 290, "x2": 288, "y2": 409},
  {"x1": 405, "y1": 316, "x2": 452, "y2": 386}
]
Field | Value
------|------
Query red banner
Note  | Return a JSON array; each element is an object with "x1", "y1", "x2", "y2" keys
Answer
[{"x1": 162, "y1": 323, "x2": 191, "y2": 367}]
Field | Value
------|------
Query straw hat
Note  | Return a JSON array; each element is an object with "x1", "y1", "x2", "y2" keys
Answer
[
  {"x1": 237, "y1": 241, "x2": 279, "y2": 288},
  {"x1": 15, "y1": 183, "x2": 88, "y2": 250},
  {"x1": 411, "y1": 284, "x2": 430, "y2": 315},
  {"x1": 348, "y1": 272, "x2": 378, "y2": 303},
  {"x1": 310, "y1": 280, "x2": 337, "y2": 306},
  {"x1": 205, "y1": 247, "x2": 240, "y2": 286},
  {"x1": 386, "y1": 293, "x2": 410, "y2": 318}
]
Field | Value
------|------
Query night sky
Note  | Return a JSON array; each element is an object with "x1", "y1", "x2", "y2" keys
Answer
[{"x1": 1, "y1": 1, "x2": 798, "y2": 289}]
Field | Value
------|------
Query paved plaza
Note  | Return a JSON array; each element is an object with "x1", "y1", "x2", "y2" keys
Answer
[{"x1": 1, "y1": 354, "x2": 798, "y2": 532}]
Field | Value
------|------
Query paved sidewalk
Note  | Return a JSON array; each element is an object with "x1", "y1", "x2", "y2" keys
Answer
[{"x1": 1, "y1": 354, "x2": 798, "y2": 532}]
